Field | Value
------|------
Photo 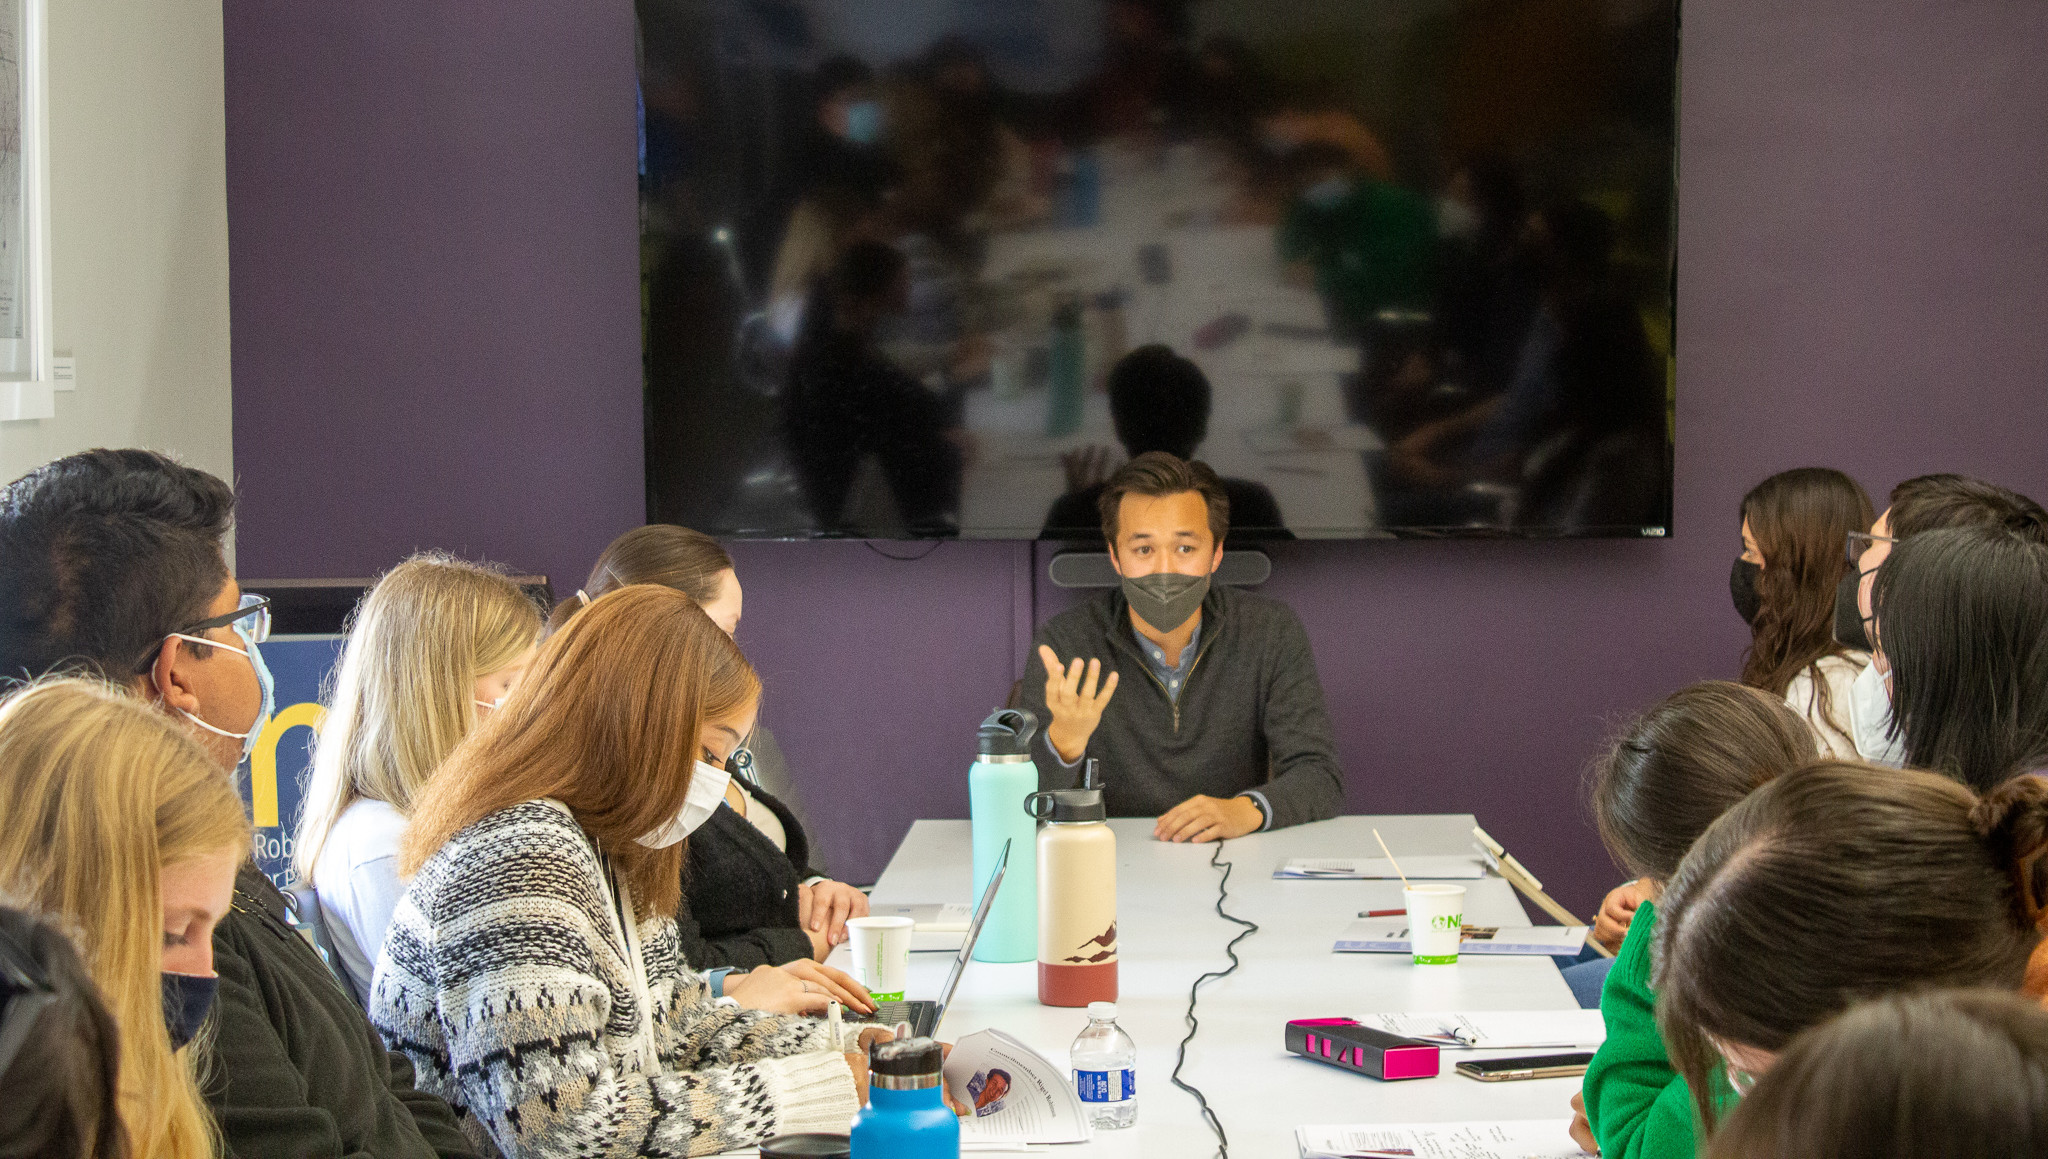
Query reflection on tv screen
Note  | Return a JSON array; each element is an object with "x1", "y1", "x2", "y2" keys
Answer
[{"x1": 639, "y1": 0, "x2": 1676, "y2": 541}]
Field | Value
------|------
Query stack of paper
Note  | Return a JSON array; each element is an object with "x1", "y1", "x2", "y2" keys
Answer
[
  {"x1": 1297, "y1": 1120, "x2": 1585, "y2": 1158},
  {"x1": 1276, "y1": 856, "x2": 1487, "y2": 880},
  {"x1": 1333, "y1": 919, "x2": 1588, "y2": 956},
  {"x1": 1357, "y1": 1011, "x2": 1606, "y2": 1050}
]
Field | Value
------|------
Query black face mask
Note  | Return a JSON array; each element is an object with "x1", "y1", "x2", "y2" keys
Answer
[
  {"x1": 161, "y1": 971, "x2": 218, "y2": 1050},
  {"x1": 1729, "y1": 558, "x2": 1763, "y2": 626},
  {"x1": 1834, "y1": 570, "x2": 1873, "y2": 652}
]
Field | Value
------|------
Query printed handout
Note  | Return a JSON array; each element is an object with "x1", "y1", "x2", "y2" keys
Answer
[{"x1": 1297, "y1": 1119, "x2": 1587, "y2": 1158}]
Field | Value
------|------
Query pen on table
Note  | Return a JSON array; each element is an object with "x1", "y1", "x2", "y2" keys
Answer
[
  {"x1": 1360, "y1": 908, "x2": 1407, "y2": 917},
  {"x1": 827, "y1": 999, "x2": 842, "y2": 1046}
]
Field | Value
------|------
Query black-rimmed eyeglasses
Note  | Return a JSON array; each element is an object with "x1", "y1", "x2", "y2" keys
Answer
[{"x1": 133, "y1": 593, "x2": 271, "y2": 674}]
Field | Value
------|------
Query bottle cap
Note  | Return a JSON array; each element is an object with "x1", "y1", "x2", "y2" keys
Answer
[
  {"x1": 1088, "y1": 1001, "x2": 1117, "y2": 1020},
  {"x1": 868, "y1": 1035, "x2": 944, "y2": 1078},
  {"x1": 1025, "y1": 788, "x2": 1106, "y2": 822},
  {"x1": 976, "y1": 708, "x2": 1039, "y2": 757}
]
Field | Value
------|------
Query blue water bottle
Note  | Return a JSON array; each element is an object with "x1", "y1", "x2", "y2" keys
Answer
[
  {"x1": 849, "y1": 1037, "x2": 959, "y2": 1159},
  {"x1": 969, "y1": 709, "x2": 1039, "y2": 962}
]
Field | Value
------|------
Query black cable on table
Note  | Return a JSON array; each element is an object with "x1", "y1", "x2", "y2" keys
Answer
[{"x1": 1170, "y1": 839, "x2": 1261, "y2": 1159}]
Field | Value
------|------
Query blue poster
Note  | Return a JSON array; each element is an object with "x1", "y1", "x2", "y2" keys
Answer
[{"x1": 238, "y1": 635, "x2": 346, "y2": 888}]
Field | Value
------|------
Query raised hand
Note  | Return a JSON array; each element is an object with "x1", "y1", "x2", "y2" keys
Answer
[{"x1": 1038, "y1": 645, "x2": 1120, "y2": 764}]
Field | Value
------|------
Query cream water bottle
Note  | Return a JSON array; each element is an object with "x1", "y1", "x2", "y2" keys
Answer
[
  {"x1": 968, "y1": 708, "x2": 1038, "y2": 962},
  {"x1": 1027, "y1": 759, "x2": 1117, "y2": 1007}
]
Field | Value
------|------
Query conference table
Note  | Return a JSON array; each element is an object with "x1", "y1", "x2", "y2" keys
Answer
[{"x1": 801, "y1": 815, "x2": 1590, "y2": 1157}]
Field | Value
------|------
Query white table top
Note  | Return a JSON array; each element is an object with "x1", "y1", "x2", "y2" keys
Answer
[{"x1": 845, "y1": 815, "x2": 1584, "y2": 1157}]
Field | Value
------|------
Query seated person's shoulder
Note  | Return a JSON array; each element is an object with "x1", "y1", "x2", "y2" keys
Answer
[
  {"x1": 422, "y1": 800, "x2": 595, "y2": 886},
  {"x1": 1036, "y1": 588, "x2": 1121, "y2": 641}
]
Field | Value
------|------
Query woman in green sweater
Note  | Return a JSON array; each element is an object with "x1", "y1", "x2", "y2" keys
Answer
[{"x1": 1573, "y1": 682, "x2": 1816, "y2": 1157}]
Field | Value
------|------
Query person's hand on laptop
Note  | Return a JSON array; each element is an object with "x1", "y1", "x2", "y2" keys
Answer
[
  {"x1": 726, "y1": 960, "x2": 874, "y2": 1015},
  {"x1": 800, "y1": 879, "x2": 871, "y2": 955}
]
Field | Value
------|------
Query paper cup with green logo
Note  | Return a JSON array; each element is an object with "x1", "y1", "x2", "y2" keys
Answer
[
  {"x1": 1404, "y1": 884, "x2": 1466, "y2": 965},
  {"x1": 846, "y1": 915, "x2": 914, "y2": 1001}
]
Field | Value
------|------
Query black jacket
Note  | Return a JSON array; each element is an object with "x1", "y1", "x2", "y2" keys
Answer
[
  {"x1": 207, "y1": 863, "x2": 477, "y2": 1159},
  {"x1": 675, "y1": 783, "x2": 824, "y2": 971},
  {"x1": 1021, "y1": 585, "x2": 1344, "y2": 829}
]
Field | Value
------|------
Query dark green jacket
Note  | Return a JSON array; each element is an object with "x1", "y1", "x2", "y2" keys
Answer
[
  {"x1": 1022, "y1": 586, "x2": 1344, "y2": 829},
  {"x1": 206, "y1": 863, "x2": 477, "y2": 1159}
]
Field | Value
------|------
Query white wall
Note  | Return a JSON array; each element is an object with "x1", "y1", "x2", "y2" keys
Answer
[{"x1": 0, "y1": 0, "x2": 233, "y2": 486}]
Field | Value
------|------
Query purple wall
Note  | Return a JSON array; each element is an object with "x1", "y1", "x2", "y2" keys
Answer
[{"x1": 225, "y1": 1, "x2": 2048, "y2": 912}]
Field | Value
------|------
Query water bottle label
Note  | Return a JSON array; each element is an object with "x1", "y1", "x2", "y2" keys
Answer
[{"x1": 1075, "y1": 1068, "x2": 1134, "y2": 1103}]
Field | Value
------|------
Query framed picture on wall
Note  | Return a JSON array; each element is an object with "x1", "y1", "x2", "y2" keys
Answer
[{"x1": 0, "y1": 0, "x2": 54, "y2": 422}]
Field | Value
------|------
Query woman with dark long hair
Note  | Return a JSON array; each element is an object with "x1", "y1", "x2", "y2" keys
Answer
[
  {"x1": 1652, "y1": 763, "x2": 2048, "y2": 1142},
  {"x1": 1871, "y1": 524, "x2": 2048, "y2": 792},
  {"x1": 1733, "y1": 468, "x2": 1873, "y2": 756},
  {"x1": 1707, "y1": 989, "x2": 2048, "y2": 1159}
]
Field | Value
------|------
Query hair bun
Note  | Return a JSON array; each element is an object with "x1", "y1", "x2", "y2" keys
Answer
[{"x1": 1971, "y1": 773, "x2": 2048, "y2": 928}]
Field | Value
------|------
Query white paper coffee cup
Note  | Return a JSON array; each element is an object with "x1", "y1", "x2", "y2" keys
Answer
[
  {"x1": 846, "y1": 915, "x2": 914, "y2": 1001},
  {"x1": 1404, "y1": 884, "x2": 1466, "y2": 965}
]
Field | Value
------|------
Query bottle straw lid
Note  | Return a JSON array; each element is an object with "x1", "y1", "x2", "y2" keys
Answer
[{"x1": 976, "y1": 708, "x2": 1038, "y2": 756}]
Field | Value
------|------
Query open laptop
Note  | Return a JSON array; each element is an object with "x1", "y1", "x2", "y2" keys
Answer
[{"x1": 847, "y1": 839, "x2": 1008, "y2": 1038}]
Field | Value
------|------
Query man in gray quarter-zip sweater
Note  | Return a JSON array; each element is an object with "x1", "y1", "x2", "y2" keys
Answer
[{"x1": 1021, "y1": 453, "x2": 1344, "y2": 841}]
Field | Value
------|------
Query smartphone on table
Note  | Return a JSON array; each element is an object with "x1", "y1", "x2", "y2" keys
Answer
[{"x1": 1454, "y1": 1052, "x2": 1596, "y2": 1082}]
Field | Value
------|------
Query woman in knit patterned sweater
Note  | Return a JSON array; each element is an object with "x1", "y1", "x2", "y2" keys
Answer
[{"x1": 372, "y1": 585, "x2": 880, "y2": 1157}]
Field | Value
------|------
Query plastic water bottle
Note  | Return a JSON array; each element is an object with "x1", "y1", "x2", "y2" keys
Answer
[{"x1": 1070, "y1": 1001, "x2": 1137, "y2": 1129}]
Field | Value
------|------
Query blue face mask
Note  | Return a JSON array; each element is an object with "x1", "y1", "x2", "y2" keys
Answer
[
  {"x1": 161, "y1": 971, "x2": 219, "y2": 1050},
  {"x1": 1303, "y1": 175, "x2": 1353, "y2": 210},
  {"x1": 163, "y1": 621, "x2": 275, "y2": 765},
  {"x1": 843, "y1": 99, "x2": 885, "y2": 145}
]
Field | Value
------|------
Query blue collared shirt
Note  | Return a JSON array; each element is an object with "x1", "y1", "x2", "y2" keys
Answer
[{"x1": 1139, "y1": 620, "x2": 1202, "y2": 700}]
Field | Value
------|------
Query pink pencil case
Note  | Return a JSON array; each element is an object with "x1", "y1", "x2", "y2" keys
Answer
[{"x1": 1285, "y1": 1018, "x2": 1441, "y2": 1081}]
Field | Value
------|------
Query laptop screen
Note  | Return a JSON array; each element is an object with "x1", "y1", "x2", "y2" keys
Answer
[{"x1": 934, "y1": 838, "x2": 1009, "y2": 1016}]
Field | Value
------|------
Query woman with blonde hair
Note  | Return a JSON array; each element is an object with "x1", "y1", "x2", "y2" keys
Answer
[
  {"x1": 376, "y1": 585, "x2": 884, "y2": 1157},
  {"x1": 293, "y1": 553, "x2": 541, "y2": 1002},
  {"x1": 0, "y1": 678, "x2": 252, "y2": 1159}
]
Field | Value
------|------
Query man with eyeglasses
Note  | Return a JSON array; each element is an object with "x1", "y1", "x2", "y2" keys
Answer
[{"x1": 0, "y1": 449, "x2": 477, "y2": 1159}]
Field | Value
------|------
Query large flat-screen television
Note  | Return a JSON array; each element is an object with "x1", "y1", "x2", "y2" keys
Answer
[{"x1": 638, "y1": 0, "x2": 1677, "y2": 540}]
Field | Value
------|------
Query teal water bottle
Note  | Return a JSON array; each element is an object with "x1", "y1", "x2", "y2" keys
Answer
[
  {"x1": 849, "y1": 1038, "x2": 959, "y2": 1159},
  {"x1": 969, "y1": 709, "x2": 1039, "y2": 962}
]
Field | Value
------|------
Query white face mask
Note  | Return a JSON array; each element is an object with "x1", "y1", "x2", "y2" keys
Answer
[
  {"x1": 635, "y1": 760, "x2": 733, "y2": 849},
  {"x1": 1848, "y1": 658, "x2": 1907, "y2": 767}
]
